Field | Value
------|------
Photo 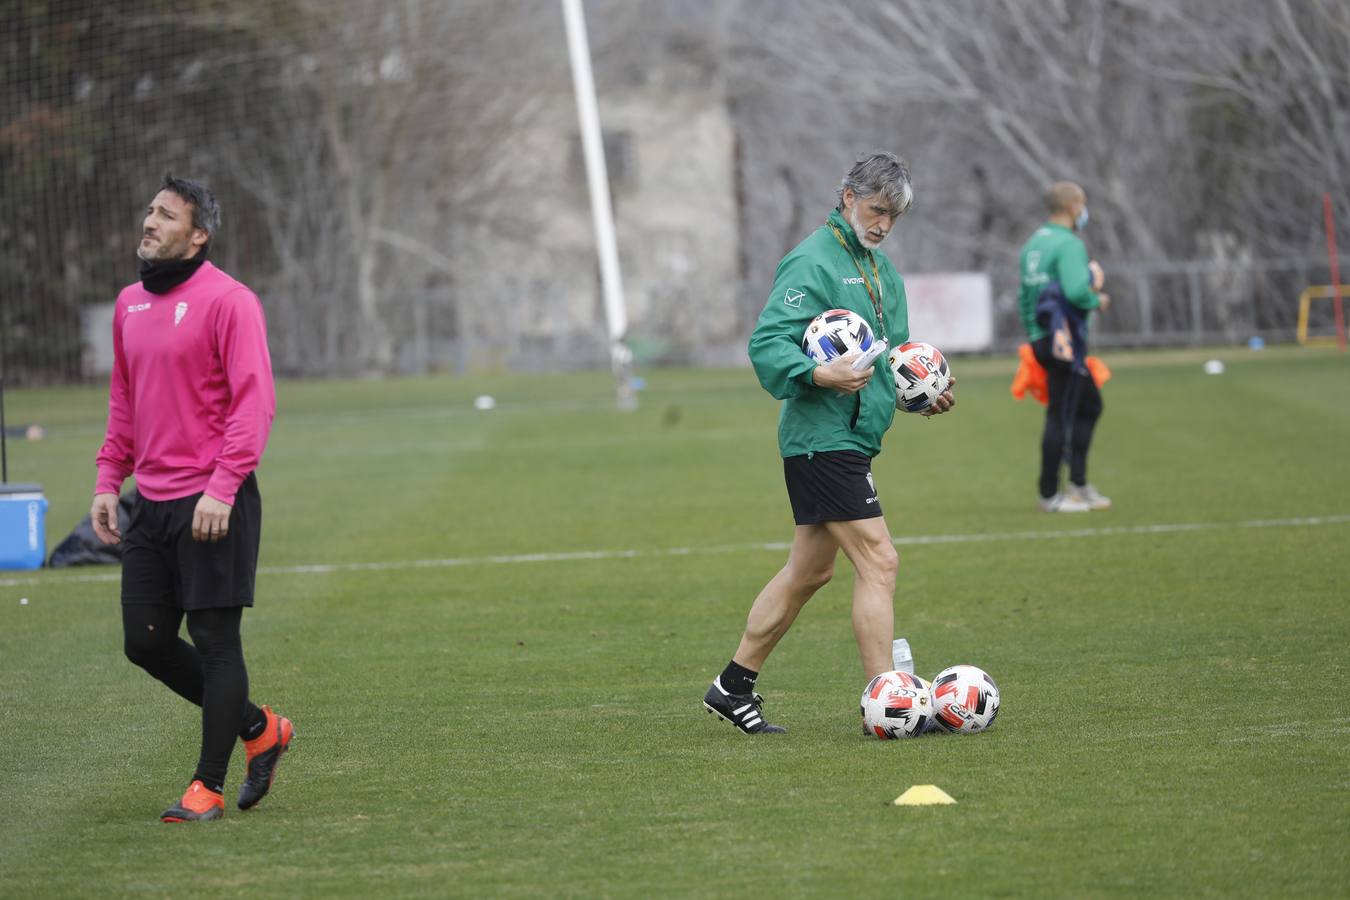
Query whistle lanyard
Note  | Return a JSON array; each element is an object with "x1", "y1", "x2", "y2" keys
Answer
[{"x1": 828, "y1": 223, "x2": 886, "y2": 341}]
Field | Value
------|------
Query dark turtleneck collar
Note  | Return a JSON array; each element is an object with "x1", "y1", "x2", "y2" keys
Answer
[{"x1": 139, "y1": 247, "x2": 209, "y2": 294}]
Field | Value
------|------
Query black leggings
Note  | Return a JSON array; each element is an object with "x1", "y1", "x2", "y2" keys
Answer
[
  {"x1": 122, "y1": 605, "x2": 264, "y2": 793},
  {"x1": 1033, "y1": 336, "x2": 1103, "y2": 498}
]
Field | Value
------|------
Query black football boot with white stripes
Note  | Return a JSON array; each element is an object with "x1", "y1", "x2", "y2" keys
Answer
[{"x1": 703, "y1": 677, "x2": 787, "y2": 734}]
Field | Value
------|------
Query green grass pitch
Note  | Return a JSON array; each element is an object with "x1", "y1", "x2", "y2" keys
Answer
[{"x1": 0, "y1": 346, "x2": 1347, "y2": 897}]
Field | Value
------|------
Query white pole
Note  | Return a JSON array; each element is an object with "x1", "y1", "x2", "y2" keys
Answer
[{"x1": 561, "y1": 0, "x2": 636, "y2": 410}]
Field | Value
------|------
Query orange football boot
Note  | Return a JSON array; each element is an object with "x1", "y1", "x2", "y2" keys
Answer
[
  {"x1": 237, "y1": 705, "x2": 294, "y2": 810},
  {"x1": 161, "y1": 780, "x2": 225, "y2": 823}
]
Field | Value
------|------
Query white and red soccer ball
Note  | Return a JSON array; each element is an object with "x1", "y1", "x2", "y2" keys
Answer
[
  {"x1": 888, "y1": 341, "x2": 951, "y2": 413},
  {"x1": 860, "y1": 670, "x2": 933, "y2": 739},
  {"x1": 931, "y1": 664, "x2": 1000, "y2": 733},
  {"x1": 802, "y1": 309, "x2": 878, "y2": 364}
]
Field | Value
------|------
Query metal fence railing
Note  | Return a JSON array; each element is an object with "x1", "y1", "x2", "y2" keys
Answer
[
  {"x1": 1096, "y1": 256, "x2": 1349, "y2": 348},
  {"x1": 992, "y1": 256, "x2": 1350, "y2": 351}
]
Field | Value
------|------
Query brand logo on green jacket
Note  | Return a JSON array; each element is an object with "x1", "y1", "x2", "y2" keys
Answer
[{"x1": 783, "y1": 288, "x2": 804, "y2": 308}]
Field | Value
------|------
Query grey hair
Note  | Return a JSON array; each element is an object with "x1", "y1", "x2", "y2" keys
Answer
[
  {"x1": 159, "y1": 172, "x2": 221, "y2": 240},
  {"x1": 836, "y1": 152, "x2": 914, "y2": 216}
]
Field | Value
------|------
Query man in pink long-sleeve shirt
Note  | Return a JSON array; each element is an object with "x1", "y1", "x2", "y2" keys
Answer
[{"x1": 92, "y1": 174, "x2": 294, "y2": 823}]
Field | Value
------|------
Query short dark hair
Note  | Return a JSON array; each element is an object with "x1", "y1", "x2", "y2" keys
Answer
[
  {"x1": 158, "y1": 173, "x2": 221, "y2": 240},
  {"x1": 1045, "y1": 181, "x2": 1084, "y2": 215}
]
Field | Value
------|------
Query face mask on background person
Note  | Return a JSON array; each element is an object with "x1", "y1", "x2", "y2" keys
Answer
[{"x1": 1075, "y1": 206, "x2": 1090, "y2": 231}]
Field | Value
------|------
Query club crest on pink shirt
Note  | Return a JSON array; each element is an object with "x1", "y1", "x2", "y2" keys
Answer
[{"x1": 174, "y1": 302, "x2": 188, "y2": 326}]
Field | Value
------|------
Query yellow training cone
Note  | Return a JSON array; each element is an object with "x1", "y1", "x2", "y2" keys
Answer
[{"x1": 893, "y1": 785, "x2": 956, "y2": 806}]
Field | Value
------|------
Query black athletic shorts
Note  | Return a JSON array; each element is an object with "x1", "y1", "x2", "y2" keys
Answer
[
  {"x1": 782, "y1": 450, "x2": 883, "y2": 525},
  {"x1": 121, "y1": 473, "x2": 262, "y2": 610}
]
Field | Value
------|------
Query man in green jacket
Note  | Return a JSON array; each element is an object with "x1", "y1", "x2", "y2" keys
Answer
[
  {"x1": 1017, "y1": 181, "x2": 1112, "y2": 513},
  {"x1": 703, "y1": 152, "x2": 955, "y2": 735}
]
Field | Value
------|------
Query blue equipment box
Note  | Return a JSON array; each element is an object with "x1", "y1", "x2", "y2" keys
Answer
[{"x1": 0, "y1": 483, "x2": 48, "y2": 570}]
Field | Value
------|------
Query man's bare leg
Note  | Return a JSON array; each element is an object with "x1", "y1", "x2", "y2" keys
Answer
[
  {"x1": 704, "y1": 525, "x2": 839, "y2": 734},
  {"x1": 824, "y1": 516, "x2": 899, "y2": 679},
  {"x1": 731, "y1": 524, "x2": 839, "y2": 670}
]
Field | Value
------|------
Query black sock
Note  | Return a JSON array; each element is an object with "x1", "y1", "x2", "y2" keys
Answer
[
  {"x1": 192, "y1": 773, "x2": 225, "y2": 795},
  {"x1": 239, "y1": 703, "x2": 268, "y2": 741},
  {"x1": 719, "y1": 660, "x2": 758, "y2": 695}
]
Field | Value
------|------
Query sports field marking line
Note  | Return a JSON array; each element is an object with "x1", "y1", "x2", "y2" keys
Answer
[
  {"x1": 10, "y1": 513, "x2": 1350, "y2": 589},
  {"x1": 263, "y1": 425, "x2": 765, "y2": 459}
]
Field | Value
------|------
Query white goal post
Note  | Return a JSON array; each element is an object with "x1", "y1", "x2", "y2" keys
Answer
[{"x1": 561, "y1": 0, "x2": 637, "y2": 410}]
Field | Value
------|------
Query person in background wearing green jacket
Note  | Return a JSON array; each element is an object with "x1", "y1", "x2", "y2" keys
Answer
[
  {"x1": 1017, "y1": 181, "x2": 1112, "y2": 513},
  {"x1": 702, "y1": 152, "x2": 955, "y2": 735}
]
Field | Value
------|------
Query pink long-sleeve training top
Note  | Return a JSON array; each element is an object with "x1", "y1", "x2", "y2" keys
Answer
[{"x1": 95, "y1": 261, "x2": 276, "y2": 505}]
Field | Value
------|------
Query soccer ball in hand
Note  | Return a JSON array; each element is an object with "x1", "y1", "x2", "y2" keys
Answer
[
  {"x1": 888, "y1": 341, "x2": 951, "y2": 412},
  {"x1": 860, "y1": 670, "x2": 933, "y2": 739},
  {"x1": 802, "y1": 309, "x2": 877, "y2": 364},
  {"x1": 931, "y1": 665, "x2": 1000, "y2": 733}
]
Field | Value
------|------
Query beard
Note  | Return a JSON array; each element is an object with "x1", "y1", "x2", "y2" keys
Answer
[
  {"x1": 137, "y1": 234, "x2": 190, "y2": 262},
  {"x1": 849, "y1": 206, "x2": 885, "y2": 250}
]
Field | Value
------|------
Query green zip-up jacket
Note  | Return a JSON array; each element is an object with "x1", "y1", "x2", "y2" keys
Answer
[
  {"x1": 1017, "y1": 222, "x2": 1101, "y2": 341},
  {"x1": 748, "y1": 208, "x2": 909, "y2": 459}
]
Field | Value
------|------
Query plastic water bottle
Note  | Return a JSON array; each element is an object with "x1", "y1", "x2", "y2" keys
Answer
[{"x1": 892, "y1": 638, "x2": 914, "y2": 674}]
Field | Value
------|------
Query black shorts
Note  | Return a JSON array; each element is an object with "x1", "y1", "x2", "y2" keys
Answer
[
  {"x1": 121, "y1": 474, "x2": 262, "y2": 610},
  {"x1": 782, "y1": 450, "x2": 883, "y2": 525}
]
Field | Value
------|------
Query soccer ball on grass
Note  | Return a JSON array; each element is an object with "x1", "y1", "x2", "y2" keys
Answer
[
  {"x1": 860, "y1": 670, "x2": 933, "y2": 739},
  {"x1": 931, "y1": 664, "x2": 1000, "y2": 733}
]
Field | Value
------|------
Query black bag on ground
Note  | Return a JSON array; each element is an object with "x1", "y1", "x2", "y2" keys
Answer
[{"x1": 47, "y1": 490, "x2": 137, "y2": 567}]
